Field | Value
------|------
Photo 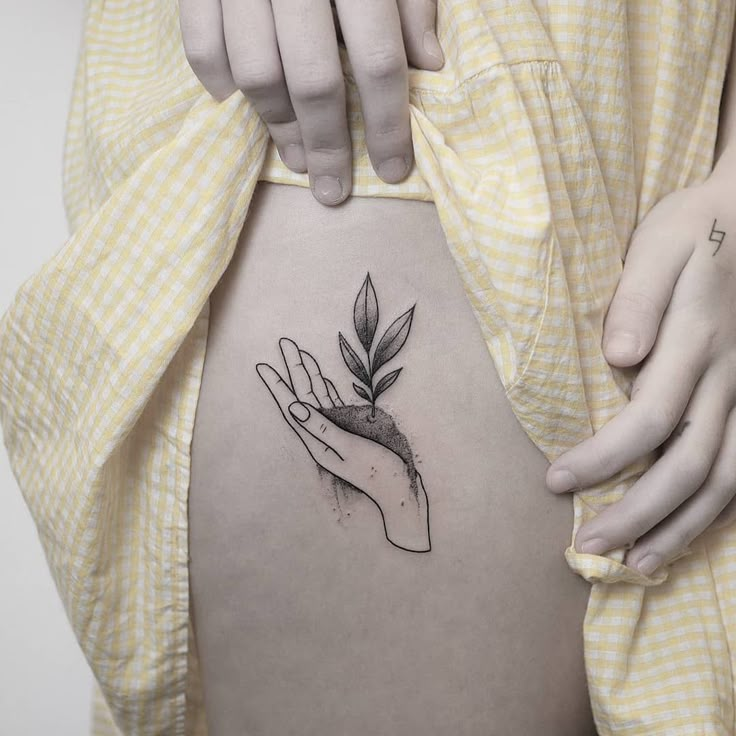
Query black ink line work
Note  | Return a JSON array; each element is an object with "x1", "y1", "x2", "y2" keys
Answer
[
  {"x1": 709, "y1": 218, "x2": 726, "y2": 256},
  {"x1": 340, "y1": 273, "x2": 414, "y2": 418},
  {"x1": 256, "y1": 273, "x2": 431, "y2": 553}
]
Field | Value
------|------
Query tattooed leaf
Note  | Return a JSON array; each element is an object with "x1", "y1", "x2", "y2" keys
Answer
[
  {"x1": 353, "y1": 272, "x2": 379, "y2": 353},
  {"x1": 352, "y1": 383, "x2": 372, "y2": 402},
  {"x1": 372, "y1": 306, "x2": 415, "y2": 373},
  {"x1": 373, "y1": 367, "x2": 402, "y2": 400},
  {"x1": 339, "y1": 332, "x2": 371, "y2": 386}
]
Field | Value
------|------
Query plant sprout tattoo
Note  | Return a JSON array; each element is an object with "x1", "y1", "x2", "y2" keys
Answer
[
  {"x1": 710, "y1": 218, "x2": 726, "y2": 256},
  {"x1": 255, "y1": 273, "x2": 431, "y2": 553},
  {"x1": 340, "y1": 273, "x2": 414, "y2": 419}
]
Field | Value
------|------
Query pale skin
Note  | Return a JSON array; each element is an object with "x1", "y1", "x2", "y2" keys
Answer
[
  {"x1": 178, "y1": 0, "x2": 443, "y2": 205},
  {"x1": 546, "y1": 164, "x2": 736, "y2": 576},
  {"x1": 187, "y1": 182, "x2": 596, "y2": 734},
  {"x1": 179, "y1": 2, "x2": 736, "y2": 579},
  {"x1": 546, "y1": 18, "x2": 736, "y2": 574},
  {"x1": 256, "y1": 337, "x2": 431, "y2": 552}
]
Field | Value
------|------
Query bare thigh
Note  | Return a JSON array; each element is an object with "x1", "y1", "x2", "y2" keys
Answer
[{"x1": 188, "y1": 181, "x2": 596, "y2": 736}]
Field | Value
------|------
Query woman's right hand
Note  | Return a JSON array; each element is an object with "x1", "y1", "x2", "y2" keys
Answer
[{"x1": 178, "y1": 0, "x2": 444, "y2": 206}]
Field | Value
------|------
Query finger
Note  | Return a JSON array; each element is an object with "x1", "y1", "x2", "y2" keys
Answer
[
  {"x1": 256, "y1": 363, "x2": 344, "y2": 469},
  {"x1": 288, "y1": 401, "x2": 357, "y2": 459},
  {"x1": 299, "y1": 348, "x2": 333, "y2": 407},
  {"x1": 573, "y1": 364, "x2": 733, "y2": 555},
  {"x1": 602, "y1": 224, "x2": 693, "y2": 366},
  {"x1": 623, "y1": 401, "x2": 736, "y2": 575},
  {"x1": 547, "y1": 312, "x2": 712, "y2": 493},
  {"x1": 255, "y1": 361, "x2": 296, "y2": 408},
  {"x1": 396, "y1": 0, "x2": 444, "y2": 71},
  {"x1": 220, "y1": 0, "x2": 306, "y2": 172},
  {"x1": 279, "y1": 338, "x2": 321, "y2": 404},
  {"x1": 324, "y1": 377, "x2": 345, "y2": 406},
  {"x1": 271, "y1": 0, "x2": 352, "y2": 205},
  {"x1": 335, "y1": 0, "x2": 413, "y2": 184},
  {"x1": 178, "y1": 0, "x2": 239, "y2": 101}
]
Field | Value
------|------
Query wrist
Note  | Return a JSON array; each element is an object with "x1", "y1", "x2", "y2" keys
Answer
[{"x1": 376, "y1": 471, "x2": 430, "y2": 552}]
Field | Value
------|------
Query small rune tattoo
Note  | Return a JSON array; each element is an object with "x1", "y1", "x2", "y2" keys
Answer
[
  {"x1": 255, "y1": 273, "x2": 431, "y2": 553},
  {"x1": 709, "y1": 218, "x2": 726, "y2": 256}
]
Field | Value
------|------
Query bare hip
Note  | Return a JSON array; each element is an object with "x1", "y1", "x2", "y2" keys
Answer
[{"x1": 188, "y1": 181, "x2": 596, "y2": 736}]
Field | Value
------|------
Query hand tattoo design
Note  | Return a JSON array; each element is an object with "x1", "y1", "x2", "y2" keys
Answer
[{"x1": 256, "y1": 273, "x2": 431, "y2": 553}]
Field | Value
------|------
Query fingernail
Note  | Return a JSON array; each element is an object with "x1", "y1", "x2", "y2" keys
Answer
[
  {"x1": 580, "y1": 538, "x2": 609, "y2": 555},
  {"x1": 422, "y1": 30, "x2": 444, "y2": 65},
  {"x1": 281, "y1": 143, "x2": 306, "y2": 172},
  {"x1": 546, "y1": 468, "x2": 578, "y2": 493},
  {"x1": 604, "y1": 332, "x2": 639, "y2": 357},
  {"x1": 289, "y1": 402, "x2": 310, "y2": 422},
  {"x1": 635, "y1": 553, "x2": 661, "y2": 576},
  {"x1": 377, "y1": 156, "x2": 410, "y2": 183},
  {"x1": 313, "y1": 176, "x2": 344, "y2": 205}
]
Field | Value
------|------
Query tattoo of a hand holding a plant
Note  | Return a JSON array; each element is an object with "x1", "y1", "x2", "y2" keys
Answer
[{"x1": 256, "y1": 273, "x2": 431, "y2": 553}]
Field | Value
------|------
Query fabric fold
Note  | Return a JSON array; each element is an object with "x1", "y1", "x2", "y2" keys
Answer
[{"x1": 2, "y1": 0, "x2": 735, "y2": 733}]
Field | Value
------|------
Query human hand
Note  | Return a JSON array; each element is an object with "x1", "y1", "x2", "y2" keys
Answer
[
  {"x1": 178, "y1": 0, "x2": 444, "y2": 206},
  {"x1": 544, "y1": 169, "x2": 736, "y2": 576},
  {"x1": 256, "y1": 337, "x2": 431, "y2": 552}
]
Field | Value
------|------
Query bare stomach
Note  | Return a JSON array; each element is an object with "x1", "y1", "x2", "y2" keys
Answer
[{"x1": 188, "y1": 181, "x2": 596, "y2": 735}]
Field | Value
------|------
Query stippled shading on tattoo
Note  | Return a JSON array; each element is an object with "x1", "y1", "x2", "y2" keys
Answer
[
  {"x1": 709, "y1": 218, "x2": 726, "y2": 256},
  {"x1": 256, "y1": 273, "x2": 431, "y2": 553}
]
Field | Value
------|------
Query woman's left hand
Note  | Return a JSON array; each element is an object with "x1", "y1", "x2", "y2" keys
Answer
[{"x1": 544, "y1": 152, "x2": 736, "y2": 576}]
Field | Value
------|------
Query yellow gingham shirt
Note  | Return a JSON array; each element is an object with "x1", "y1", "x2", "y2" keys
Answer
[{"x1": 1, "y1": 0, "x2": 735, "y2": 733}]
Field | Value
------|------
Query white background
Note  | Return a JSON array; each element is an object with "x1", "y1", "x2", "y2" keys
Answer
[{"x1": 0, "y1": 1, "x2": 93, "y2": 733}]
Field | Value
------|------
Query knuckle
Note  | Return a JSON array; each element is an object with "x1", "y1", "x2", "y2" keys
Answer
[
  {"x1": 673, "y1": 525, "x2": 695, "y2": 551},
  {"x1": 620, "y1": 510, "x2": 652, "y2": 543},
  {"x1": 683, "y1": 314, "x2": 719, "y2": 357},
  {"x1": 590, "y1": 441, "x2": 618, "y2": 479},
  {"x1": 614, "y1": 289, "x2": 660, "y2": 320},
  {"x1": 674, "y1": 450, "x2": 712, "y2": 487},
  {"x1": 231, "y1": 62, "x2": 283, "y2": 99},
  {"x1": 639, "y1": 402, "x2": 680, "y2": 440},
  {"x1": 658, "y1": 526, "x2": 693, "y2": 557},
  {"x1": 371, "y1": 122, "x2": 409, "y2": 143},
  {"x1": 182, "y1": 37, "x2": 221, "y2": 72},
  {"x1": 363, "y1": 45, "x2": 406, "y2": 82},
  {"x1": 636, "y1": 542, "x2": 662, "y2": 562},
  {"x1": 291, "y1": 73, "x2": 345, "y2": 105},
  {"x1": 307, "y1": 142, "x2": 351, "y2": 160}
]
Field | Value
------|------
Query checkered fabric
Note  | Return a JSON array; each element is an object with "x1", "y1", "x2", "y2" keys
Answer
[{"x1": 1, "y1": 0, "x2": 735, "y2": 733}]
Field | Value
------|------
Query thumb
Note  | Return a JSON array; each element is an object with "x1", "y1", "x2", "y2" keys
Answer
[
  {"x1": 603, "y1": 227, "x2": 691, "y2": 367},
  {"x1": 288, "y1": 401, "x2": 354, "y2": 459}
]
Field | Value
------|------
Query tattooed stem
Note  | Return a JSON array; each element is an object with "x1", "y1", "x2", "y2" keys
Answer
[
  {"x1": 344, "y1": 272, "x2": 414, "y2": 414},
  {"x1": 366, "y1": 349, "x2": 377, "y2": 418}
]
